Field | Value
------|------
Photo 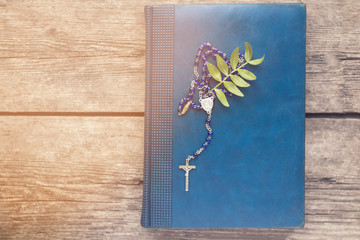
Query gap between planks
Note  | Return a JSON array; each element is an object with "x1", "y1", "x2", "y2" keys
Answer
[
  {"x1": 0, "y1": 112, "x2": 144, "y2": 117},
  {"x1": 0, "y1": 112, "x2": 360, "y2": 119}
]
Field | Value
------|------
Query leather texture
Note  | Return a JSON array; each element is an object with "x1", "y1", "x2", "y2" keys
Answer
[{"x1": 172, "y1": 4, "x2": 306, "y2": 228}]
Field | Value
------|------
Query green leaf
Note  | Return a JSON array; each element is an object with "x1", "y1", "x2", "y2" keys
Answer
[
  {"x1": 249, "y1": 54, "x2": 265, "y2": 65},
  {"x1": 230, "y1": 47, "x2": 239, "y2": 70},
  {"x1": 230, "y1": 75, "x2": 250, "y2": 87},
  {"x1": 206, "y1": 62, "x2": 222, "y2": 82},
  {"x1": 224, "y1": 81, "x2": 244, "y2": 97},
  {"x1": 214, "y1": 88, "x2": 229, "y2": 107},
  {"x1": 244, "y1": 42, "x2": 252, "y2": 62},
  {"x1": 216, "y1": 54, "x2": 229, "y2": 75},
  {"x1": 238, "y1": 69, "x2": 256, "y2": 80}
]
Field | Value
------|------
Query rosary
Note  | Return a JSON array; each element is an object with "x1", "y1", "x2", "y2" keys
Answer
[{"x1": 177, "y1": 42, "x2": 265, "y2": 191}]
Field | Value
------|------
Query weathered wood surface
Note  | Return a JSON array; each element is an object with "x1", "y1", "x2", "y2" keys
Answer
[
  {"x1": 0, "y1": 117, "x2": 359, "y2": 240},
  {"x1": 0, "y1": 0, "x2": 360, "y2": 239},
  {"x1": 0, "y1": 0, "x2": 359, "y2": 113}
]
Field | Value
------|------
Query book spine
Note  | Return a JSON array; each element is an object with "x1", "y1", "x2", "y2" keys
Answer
[
  {"x1": 141, "y1": 5, "x2": 175, "y2": 228},
  {"x1": 141, "y1": 5, "x2": 153, "y2": 228}
]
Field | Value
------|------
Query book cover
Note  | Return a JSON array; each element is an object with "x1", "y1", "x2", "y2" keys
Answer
[{"x1": 141, "y1": 4, "x2": 306, "y2": 228}]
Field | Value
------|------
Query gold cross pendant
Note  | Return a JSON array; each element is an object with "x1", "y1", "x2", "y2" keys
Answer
[{"x1": 179, "y1": 161, "x2": 196, "y2": 191}]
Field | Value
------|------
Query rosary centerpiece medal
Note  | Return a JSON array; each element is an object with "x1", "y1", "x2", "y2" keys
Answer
[
  {"x1": 178, "y1": 42, "x2": 265, "y2": 191},
  {"x1": 199, "y1": 97, "x2": 214, "y2": 114}
]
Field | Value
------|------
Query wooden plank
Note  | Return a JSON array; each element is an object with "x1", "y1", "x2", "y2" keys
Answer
[
  {"x1": 305, "y1": 0, "x2": 360, "y2": 113},
  {"x1": 0, "y1": 117, "x2": 359, "y2": 239},
  {"x1": 0, "y1": 0, "x2": 359, "y2": 113},
  {"x1": 0, "y1": 0, "x2": 146, "y2": 112}
]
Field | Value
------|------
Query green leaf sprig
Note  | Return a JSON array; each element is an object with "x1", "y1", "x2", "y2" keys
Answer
[{"x1": 206, "y1": 42, "x2": 265, "y2": 107}]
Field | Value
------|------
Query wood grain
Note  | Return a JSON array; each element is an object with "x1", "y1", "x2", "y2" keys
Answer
[
  {"x1": 0, "y1": 0, "x2": 146, "y2": 112},
  {"x1": 0, "y1": 117, "x2": 359, "y2": 239},
  {"x1": 305, "y1": 0, "x2": 360, "y2": 113},
  {"x1": 0, "y1": 0, "x2": 359, "y2": 113}
]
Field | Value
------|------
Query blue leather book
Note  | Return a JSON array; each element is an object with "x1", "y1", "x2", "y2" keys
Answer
[{"x1": 142, "y1": 4, "x2": 306, "y2": 228}]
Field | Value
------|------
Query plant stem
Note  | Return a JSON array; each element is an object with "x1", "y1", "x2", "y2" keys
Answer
[{"x1": 211, "y1": 61, "x2": 249, "y2": 91}]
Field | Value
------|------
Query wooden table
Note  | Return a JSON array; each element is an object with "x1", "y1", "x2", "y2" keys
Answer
[{"x1": 0, "y1": 0, "x2": 359, "y2": 239}]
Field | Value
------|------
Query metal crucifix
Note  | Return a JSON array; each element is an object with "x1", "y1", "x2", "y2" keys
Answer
[{"x1": 179, "y1": 161, "x2": 196, "y2": 191}]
